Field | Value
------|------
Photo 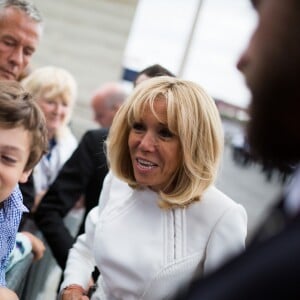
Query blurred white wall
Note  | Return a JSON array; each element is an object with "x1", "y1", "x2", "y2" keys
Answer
[
  {"x1": 32, "y1": 0, "x2": 138, "y2": 138},
  {"x1": 123, "y1": 0, "x2": 257, "y2": 109}
]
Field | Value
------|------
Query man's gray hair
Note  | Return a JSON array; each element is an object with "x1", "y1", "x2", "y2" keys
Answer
[{"x1": 0, "y1": 0, "x2": 43, "y2": 23}]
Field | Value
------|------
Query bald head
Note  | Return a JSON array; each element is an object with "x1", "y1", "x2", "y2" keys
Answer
[{"x1": 91, "y1": 82, "x2": 127, "y2": 128}]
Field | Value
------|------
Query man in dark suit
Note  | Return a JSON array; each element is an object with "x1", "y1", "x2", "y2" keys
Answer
[
  {"x1": 174, "y1": 0, "x2": 300, "y2": 299},
  {"x1": 33, "y1": 128, "x2": 109, "y2": 269},
  {"x1": 33, "y1": 83, "x2": 127, "y2": 269}
]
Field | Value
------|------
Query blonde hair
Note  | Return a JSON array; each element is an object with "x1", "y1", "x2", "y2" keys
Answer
[
  {"x1": 107, "y1": 76, "x2": 223, "y2": 208},
  {"x1": 21, "y1": 66, "x2": 77, "y2": 137}
]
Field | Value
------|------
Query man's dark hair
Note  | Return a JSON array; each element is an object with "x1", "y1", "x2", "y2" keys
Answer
[{"x1": 133, "y1": 64, "x2": 175, "y2": 86}]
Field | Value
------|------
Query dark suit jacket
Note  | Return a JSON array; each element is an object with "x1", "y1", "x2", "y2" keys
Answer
[
  {"x1": 173, "y1": 195, "x2": 300, "y2": 299},
  {"x1": 20, "y1": 173, "x2": 35, "y2": 211},
  {"x1": 34, "y1": 128, "x2": 109, "y2": 269},
  {"x1": 18, "y1": 173, "x2": 35, "y2": 229}
]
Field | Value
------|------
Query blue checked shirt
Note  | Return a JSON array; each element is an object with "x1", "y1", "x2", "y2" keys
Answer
[{"x1": 0, "y1": 185, "x2": 28, "y2": 286}]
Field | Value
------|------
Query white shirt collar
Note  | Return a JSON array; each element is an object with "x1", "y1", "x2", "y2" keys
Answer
[{"x1": 284, "y1": 164, "x2": 300, "y2": 216}]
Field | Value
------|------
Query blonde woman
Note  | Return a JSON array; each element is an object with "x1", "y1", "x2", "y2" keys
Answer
[
  {"x1": 60, "y1": 77, "x2": 247, "y2": 300},
  {"x1": 20, "y1": 65, "x2": 78, "y2": 212}
]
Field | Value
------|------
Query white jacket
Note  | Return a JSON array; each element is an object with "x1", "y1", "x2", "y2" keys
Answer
[
  {"x1": 62, "y1": 172, "x2": 247, "y2": 300},
  {"x1": 33, "y1": 128, "x2": 77, "y2": 194}
]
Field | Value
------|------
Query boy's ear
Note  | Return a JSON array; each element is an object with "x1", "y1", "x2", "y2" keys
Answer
[{"x1": 19, "y1": 169, "x2": 33, "y2": 183}]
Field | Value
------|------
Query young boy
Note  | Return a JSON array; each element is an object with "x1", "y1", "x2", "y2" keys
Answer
[{"x1": 0, "y1": 81, "x2": 48, "y2": 299}]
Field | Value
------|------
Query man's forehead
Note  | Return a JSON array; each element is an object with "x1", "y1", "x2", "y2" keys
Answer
[{"x1": 0, "y1": 6, "x2": 42, "y2": 36}]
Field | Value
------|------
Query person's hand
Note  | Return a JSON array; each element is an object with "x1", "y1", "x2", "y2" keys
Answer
[
  {"x1": 20, "y1": 231, "x2": 46, "y2": 261},
  {"x1": 61, "y1": 285, "x2": 89, "y2": 300},
  {"x1": 73, "y1": 195, "x2": 85, "y2": 209},
  {"x1": 0, "y1": 287, "x2": 19, "y2": 300},
  {"x1": 32, "y1": 190, "x2": 47, "y2": 212}
]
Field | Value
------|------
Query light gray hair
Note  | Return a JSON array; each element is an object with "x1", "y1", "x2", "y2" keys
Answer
[{"x1": 0, "y1": 0, "x2": 43, "y2": 23}]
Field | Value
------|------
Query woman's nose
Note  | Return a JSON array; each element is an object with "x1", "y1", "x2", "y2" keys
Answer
[
  {"x1": 139, "y1": 131, "x2": 157, "y2": 151},
  {"x1": 53, "y1": 103, "x2": 64, "y2": 114}
]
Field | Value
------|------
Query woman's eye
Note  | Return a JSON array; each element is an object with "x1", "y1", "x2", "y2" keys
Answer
[
  {"x1": 45, "y1": 99, "x2": 55, "y2": 105},
  {"x1": 132, "y1": 122, "x2": 145, "y2": 131},
  {"x1": 159, "y1": 128, "x2": 173, "y2": 138}
]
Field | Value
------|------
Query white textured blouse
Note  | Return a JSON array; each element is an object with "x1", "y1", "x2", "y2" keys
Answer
[{"x1": 61, "y1": 172, "x2": 247, "y2": 300}]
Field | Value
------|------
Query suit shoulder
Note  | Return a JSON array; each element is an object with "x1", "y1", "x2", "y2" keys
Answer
[{"x1": 83, "y1": 128, "x2": 109, "y2": 141}]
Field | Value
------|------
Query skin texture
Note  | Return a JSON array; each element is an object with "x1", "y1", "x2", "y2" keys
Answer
[
  {"x1": 91, "y1": 95, "x2": 117, "y2": 128},
  {"x1": 237, "y1": 0, "x2": 300, "y2": 169},
  {"x1": 0, "y1": 7, "x2": 40, "y2": 81},
  {"x1": 128, "y1": 99, "x2": 181, "y2": 192},
  {"x1": 37, "y1": 95, "x2": 71, "y2": 139},
  {"x1": 0, "y1": 126, "x2": 31, "y2": 202},
  {"x1": 61, "y1": 285, "x2": 89, "y2": 300},
  {"x1": 20, "y1": 231, "x2": 45, "y2": 261},
  {"x1": 0, "y1": 287, "x2": 19, "y2": 300},
  {"x1": 0, "y1": 125, "x2": 45, "y2": 262},
  {"x1": 0, "y1": 125, "x2": 45, "y2": 259},
  {"x1": 134, "y1": 73, "x2": 150, "y2": 86},
  {"x1": 0, "y1": 6, "x2": 45, "y2": 270},
  {"x1": 91, "y1": 83, "x2": 125, "y2": 128}
]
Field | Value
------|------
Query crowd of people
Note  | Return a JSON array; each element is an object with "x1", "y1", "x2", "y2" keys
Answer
[{"x1": 0, "y1": 0, "x2": 299, "y2": 299}]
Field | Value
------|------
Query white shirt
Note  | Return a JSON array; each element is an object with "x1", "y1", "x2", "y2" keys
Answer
[
  {"x1": 284, "y1": 165, "x2": 300, "y2": 216},
  {"x1": 33, "y1": 129, "x2": 77, "y2": 194},
  {"x1": 62, "y1": 172, "x2": 247, "y2": 300}
]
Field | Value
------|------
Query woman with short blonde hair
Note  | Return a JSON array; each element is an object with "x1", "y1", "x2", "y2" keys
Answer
[
  {"x1": 20, "y1": 65, "x2": 78, "y2": 211},
  {"x1": 108, "y1": 76, "x2": 223, "y2": 208},
  {"x1": 21, "y1": 65, "x2": 77, "y2": 137},
  {"x1": 60, "y1": 76, "x2": 247, "y2": 300}
]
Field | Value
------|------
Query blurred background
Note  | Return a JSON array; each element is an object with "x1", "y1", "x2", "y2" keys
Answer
[
  {"x1": 28, "y1": 1, "x2": 286, "y2": 298},
  {"x1": 32, "y1": 0, "x2": 256, "y2": 135},
  {"x1": 31, "y1": 0, "x2": 288, "y2": 246},
  {"x1": 31, "y1": 0, "x2": 283, "y2": 251}
]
